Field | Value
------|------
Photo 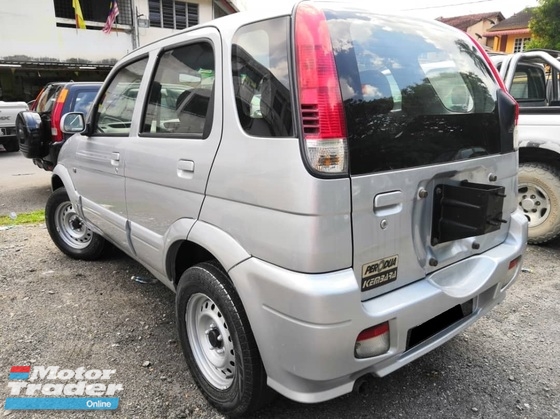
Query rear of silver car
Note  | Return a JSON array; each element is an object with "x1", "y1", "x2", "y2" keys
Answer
[{"x1": 225, "y1": 1, "x2": 527, "y2": 403}]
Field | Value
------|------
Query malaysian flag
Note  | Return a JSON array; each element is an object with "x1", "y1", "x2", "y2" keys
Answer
[{"x1": 102, "y1": 0, "x2": 119, "y2": 33}]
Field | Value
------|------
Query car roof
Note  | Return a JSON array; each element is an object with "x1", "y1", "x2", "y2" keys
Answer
[{"x1": 44, "y1": 81, "x2": 103, "y2": 88}]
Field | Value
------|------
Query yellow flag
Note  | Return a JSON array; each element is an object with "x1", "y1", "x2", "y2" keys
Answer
[{"x1": 73, "y1": 0, "x2": 86, "y2": 29}]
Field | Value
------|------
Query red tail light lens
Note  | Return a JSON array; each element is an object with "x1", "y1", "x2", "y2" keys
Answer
[
  {"x1": 468, "y1": 33, "x2": 519, "y2": 127},
  {"x1": 294, "y1": 3, "x2": 348, "y2": 174},
  {"x1": 51, "y1": 88, "x2": 69, "y2": 142},
  {"x1": 468, "y1": 34, "x2": 519, "y2": 148},
  {"x1": 355, "y1": 322, "x2": 390, "y2": 358}
]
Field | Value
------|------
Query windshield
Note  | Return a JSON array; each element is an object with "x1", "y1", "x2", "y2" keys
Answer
[{"x1": 324, "y1": 9, "x2": 501, "y2": 175}]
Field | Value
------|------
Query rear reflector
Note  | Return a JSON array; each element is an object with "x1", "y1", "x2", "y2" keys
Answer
[
  {"x1": 294, "y1": 3, "x2": 348, "y2": 174},
  {"x1": 508, "y1": 255, "x2": 521, "y2": 270},
  {"x1": 355, "y1": 322, "x2": 390, "y2": 358}
]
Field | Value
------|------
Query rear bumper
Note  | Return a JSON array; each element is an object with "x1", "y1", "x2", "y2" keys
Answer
[
  {"x1": 229, "y1": 210, "x2": 527, "y2": 403},
  {"x1": 32, "y1": 141, "x2": 64, "y2": 171}
]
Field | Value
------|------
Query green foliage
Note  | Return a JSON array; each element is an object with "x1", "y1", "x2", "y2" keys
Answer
[
  {"x1": 0, "y1": 210, "x2": 45, "y2": 226},
  {"x1": 527, "y1": 0, "x2": 560, "y2": 50}
]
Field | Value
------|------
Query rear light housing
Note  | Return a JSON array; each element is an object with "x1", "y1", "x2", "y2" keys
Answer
[
  {"x1": 294, "y1": 3, "x2": 348, "y2": 174},
  {"x1": 355, "y1": 322, "x2": 390, "y2": 358},
  {"x1": 51, "y1": 87, "x2": 69, "y2": 142}
]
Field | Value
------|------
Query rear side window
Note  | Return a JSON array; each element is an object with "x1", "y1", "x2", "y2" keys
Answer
[
  {"x1": 34, "y1": 85, "x2": 62, "y2": 113},
  {"x1": 509, "y1": 65, "x2": 546, "y2": 103},
  {"x1": 232, "y1": 17, "x2": 294, "y2": 137},
  {"x1": 324, "y1": 10, "x2": 502, "y2": 175},
  {"x1": 142, "y1": 42, "x2": 215, "y2": 138}
]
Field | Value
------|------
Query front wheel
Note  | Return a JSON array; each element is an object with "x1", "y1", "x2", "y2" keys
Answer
[
  {"x1": 45, "y1": 188, "x2": 106, "y2": 260},
  {"x1": 518, "y1": 162, "x2": 560, "y2": 244},
  {"x1": 176, "y1": 261, "x2": 274, "y2": 417}
]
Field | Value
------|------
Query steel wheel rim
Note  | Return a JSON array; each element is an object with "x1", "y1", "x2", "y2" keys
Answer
[
  {"x1": 518, "y1": 182, "x2": 550, "y2": 227},
  {"x1": 186, "y1": 293, "x2": 235, "y2": 390},
  {"x1": 54, "y1": 201, "x2": 93, "y2": 249}
]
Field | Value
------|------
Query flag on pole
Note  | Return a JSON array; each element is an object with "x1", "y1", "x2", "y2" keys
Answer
[
  {"x1": 102, "y1": 0, "x2": 120, "y2": 33},
  {"x1": 72, "y1": 0, "x2": 86, "y2": 29}
]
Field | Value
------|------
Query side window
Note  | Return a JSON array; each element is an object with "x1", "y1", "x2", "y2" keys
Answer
[
  {"x1": 511, "y1": 71, "x2": 529, "y2": 99},
  {"x1": 94, "y1": 58, "x2": 148, "y2": 135},
  {"x1": 35, "y1": 85, "x2": 61, "y2": 113},
  {"x1": 72, "y1": 90, "x2": 98, "y2": 115},
  {"x1": 232, "y1": 17, "x2": 294, "y2": 137},
  {"x1": 510, "y1": 66, "x2": 545, "y2": 103},
  {"x1": 142, "y1": 42, "x2": 215, "y2": 138}
]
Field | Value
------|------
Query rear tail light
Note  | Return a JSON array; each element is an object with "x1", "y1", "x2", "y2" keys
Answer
[
  {"x1": 355, "y1": 322, "x2": 390, "y2": 358},
  {"x1": 51, "y1": 88, "x2": 69, "y2": 142},
  {"x1": 468, "y1": 34, "x2": 519, "y2": 132},
  {"x1": 468, "y1": 34, "x2": 519, "y2": 151},
  {"x1": 294, "y1": 4, "x2": 348, "y2": 174}
]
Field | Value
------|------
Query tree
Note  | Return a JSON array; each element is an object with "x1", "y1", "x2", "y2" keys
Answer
[{"x1": 526, "y1": 0, "x2": 560, "y2": 50}]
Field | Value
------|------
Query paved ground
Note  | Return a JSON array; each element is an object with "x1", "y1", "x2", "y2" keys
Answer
[{"x1": 0, "y1": 148, "x2": 51, "y2": 216}]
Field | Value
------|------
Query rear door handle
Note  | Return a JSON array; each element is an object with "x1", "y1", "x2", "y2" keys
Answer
[
  {"x1": 177, "y1": 159, "x2": 195, "y2": 178},
  {"x1": 374, "y1": 191, "x2": 403, "y2": 215}
]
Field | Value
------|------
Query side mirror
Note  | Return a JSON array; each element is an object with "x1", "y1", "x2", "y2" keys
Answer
[{"x1": 60, "y1": 112, "x2": 86, "y2": 134}]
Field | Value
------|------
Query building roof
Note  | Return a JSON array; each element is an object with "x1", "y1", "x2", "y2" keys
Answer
[
  {"x1": 436, "y1": 12, "x2": 504, "y2": 31},
  {"x1": 486, "y1": 8, "x2": 534, "y2": 32}
]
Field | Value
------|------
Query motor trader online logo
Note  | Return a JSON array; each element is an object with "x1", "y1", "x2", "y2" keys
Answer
[{"x1": 4, "y1": 365, "x2": 122, "y2": 410}]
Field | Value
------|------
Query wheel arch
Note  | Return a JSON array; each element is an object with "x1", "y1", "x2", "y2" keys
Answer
[
  {"x1": 166, "y1": 220, "x2": 251, "y2": 289},
  {"x1": 519, "y1": 142, "x2": 560, "y2": 169}
]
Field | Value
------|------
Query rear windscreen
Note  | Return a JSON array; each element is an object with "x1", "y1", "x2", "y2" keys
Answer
[
  {"x1": 34, "y1": 85, "x2": 62, "y2": 113},
  {"x1": 324, "y1": 9, "x2": 501, "y2": 175}
]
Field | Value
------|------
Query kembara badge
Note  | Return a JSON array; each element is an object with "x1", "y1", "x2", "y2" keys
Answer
[{"x1": 5, "y1": 365, "x2": 123, "y2": 410}]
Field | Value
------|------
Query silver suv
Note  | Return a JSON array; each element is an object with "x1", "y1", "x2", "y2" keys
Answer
[{"x1": 48, "y1": 1, "x2": 527, "y2": 416}]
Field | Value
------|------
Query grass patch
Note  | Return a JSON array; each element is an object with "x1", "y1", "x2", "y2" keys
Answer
[{"x1": 0, "y1": 210, "x2": 45, "y2": 226}]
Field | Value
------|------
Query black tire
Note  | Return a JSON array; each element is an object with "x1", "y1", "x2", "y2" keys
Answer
[
  {"x1": 518, "y1": 162, "x2": 560, "y2": 244},
  {"x1": 176, "y1": 261, "x2": 274, "y2": 417},
  {"x1": 3, "y1": 139, "x2": 19, "y2": 152},
  {"x1": 45, "y1": 187, "x2": 106, "y2": 260}
]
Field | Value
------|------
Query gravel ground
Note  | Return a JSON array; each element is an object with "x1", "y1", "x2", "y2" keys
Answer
[{"x1": 0, "y1": 224, "x2": 559, "y2": 419}]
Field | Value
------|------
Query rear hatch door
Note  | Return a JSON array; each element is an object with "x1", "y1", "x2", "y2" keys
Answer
[{"x1": 324, "y1": 8, "x2": 517, "y2": 299}]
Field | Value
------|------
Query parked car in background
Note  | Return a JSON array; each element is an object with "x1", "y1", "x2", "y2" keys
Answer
[
  {"x1": 0, "y1": 101, "x2": 28, "y2": 152},
  {"x1": 16, "y1": 81, "x2": 102, "y2": 170},
  {"x1": 491, "y1": 50, "x2": 560, "y2": 243},
  {"x1": 46, "y1": 1, "x2": 526, "y2": 416}
]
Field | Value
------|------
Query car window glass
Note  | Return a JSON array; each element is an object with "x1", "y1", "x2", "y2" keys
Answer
[
  {"x1": 325, "y1": 10, "x2": 501, "y2": 175},
  {"x1": 34, "y1": 85, "x2": 62, "y2": 113},
  {"x1": 94, "y1": 58, "x2": 148, "y2": 135},
  {"x1": 142, "y1": 42, "x2": 215, "y2": 138},
  {"x1": 232, "y1": 17, "x2": 294, "y2": 137},
  {"x1": 72, "y1": 90, "x2": 98, "y2": 115},
  {"x1": 510, "y1": 66, "x2": 546, "y2": 102}
]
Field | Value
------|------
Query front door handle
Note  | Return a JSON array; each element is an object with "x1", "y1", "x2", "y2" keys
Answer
[
  {"x1": 177, "y1": 160, "x2": 194, "y2": 172},
  {"x1": 111, "y1": 152, "x2": 120, "y2": 167}
]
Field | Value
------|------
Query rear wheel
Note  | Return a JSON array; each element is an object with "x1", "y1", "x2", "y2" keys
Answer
[
  {"x1": 45, "y1": 188, "x2": 106, "y2": 260},
  {"x1": 518, "y1": 162, "x2": 560, "y2": 244},
  {"x1": 176, "y1": 261, "x2": 274, "y2": 417},
  {"x1": 3, "y1": 139, "x2": 19, "y2": 152}
]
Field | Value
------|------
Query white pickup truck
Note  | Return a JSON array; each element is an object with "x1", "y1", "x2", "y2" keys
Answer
[
  {"x1": 0, "y1": 101, "x2": 28, "y2": 152},
  {"x1": 491, "y1": 50, "x2": 560, "y2": 244}
]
